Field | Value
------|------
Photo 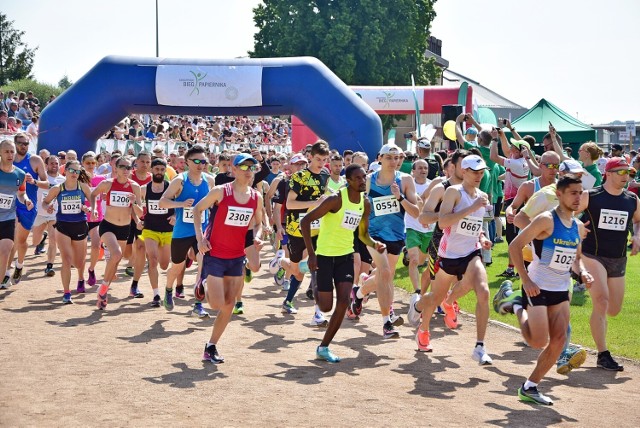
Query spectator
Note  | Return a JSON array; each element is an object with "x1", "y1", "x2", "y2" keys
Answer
[
  {"x1": 7, "y1": 101, "x2": 19, "y2": 118},
  {"x1": 26, "y1": 116, "x2": 39, "y2": 138}
]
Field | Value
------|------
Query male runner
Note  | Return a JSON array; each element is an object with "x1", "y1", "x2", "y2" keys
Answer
[{"x1": 127, "y1": 151, "x2": 152, "y2": 296}]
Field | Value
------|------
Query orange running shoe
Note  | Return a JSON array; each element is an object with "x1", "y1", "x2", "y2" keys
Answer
[
  {"x1": 416, "y1": 328, "x2": 432, "y2": 352},
  {"x1": 442, "y1": 300, "x2": 458, "y2": 329}
]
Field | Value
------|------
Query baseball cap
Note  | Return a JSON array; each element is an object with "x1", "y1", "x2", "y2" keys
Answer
[
  {"x1": 461, "y1": 155, "x2": 489, "y2": 171},
  {"x1": 465, "y1": 127, "x2": 478, "y2": 135},
  {"x1": 510, "y1": 139, "x2": 531, "y2": 151},
  {"x1": 379, "y1": 144, "x2": 401, "y2": 155},
  {"x1": 559, "y1": 159, "x2": 584, "y2": 174},
  {"x1": 290, "y1": 153, "x2": 308, "y2": 164},
  {"x1": 369, "y1": 162, "x2": 382, "y2": 173},
  {"x1": 605, "y1": 157, "x2": 629, "y2": 172},
  {"x1": 233, "y1": 152, "x2": 258, "y2": 166},
  {"x1": 417, "y1": 138, "x2": 431, "y2": 150},
  {"x1": 611, "y1": 144, "x2": 624, "y2": 151}
]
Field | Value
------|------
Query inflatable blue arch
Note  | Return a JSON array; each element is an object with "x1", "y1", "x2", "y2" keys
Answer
[{"x1": 39, "y1": 56, "x2": 383, "y2": 160}]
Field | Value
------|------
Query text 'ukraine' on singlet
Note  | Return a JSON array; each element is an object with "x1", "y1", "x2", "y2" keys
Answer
[
  {"x1": 0, "y1": 167, "x2": 25, "y2": 221},
  {"x1": 206, "y1": 183, "x2": 258, "y2": 259},
  {"x1": 173, "y1": 172, "x2": 211, "y2": 239},
  {"x1": 56, "y1": 182, "x2": 87, "y2": 223},
  {"x1": 316, "y1": 187, "x2": 365, "y2": 257},
  {"x1": 144, "y1": 181, "x2": 173, "y2": 233},
  {"x1": 528, "y1": 210, "x2": 580, "y2": 292},
  {"x1": 581, "y1": 186, "x2": 637, "y2": 258},
  {"x1": 286, "y1": 168, "x2": 329, "y2": 238},
  {"x1": 438, "y1": 184, "x2": 486, "y2": 259},
  {"x1": 106, "y1": 178, "x2": 134, "y2": 208},
  {"x1": 368, "y1": 171, "x2": 405, "y2": 241},
  {"x1": 429, "y1": 179, "x2": 453, "y2": 249},
  {"x1": 14, "y1": 153, "x2": 38, "y2": 205}
]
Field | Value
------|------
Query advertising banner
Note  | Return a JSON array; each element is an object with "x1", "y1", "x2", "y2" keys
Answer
[{"x1": 351, "y1": 87, "x2": 424, "y2": 113}]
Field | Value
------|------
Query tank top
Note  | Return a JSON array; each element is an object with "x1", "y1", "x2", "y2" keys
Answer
[
  {"x1": 106, "y1": 178, "x2": 135, "y2": 207},
  {"x1": 14, "y1": 153, "x2": 38, "y2": 211},
  {"x1": 528, "y1": 210, "x2": 580, "y2": 292},
  {"x1": 316, "y1": 187, "x2": 364, "y2": 257},
  {"x1": 173, "y1": 172, "x2": 210, "y2": 239},
  {"x1": 37, "y1": 174, "x2": 66, "y2": 218},
  {"x1": 533, "y1": 177, "x2": 542, "y2": 193},
  {"x1": 87, "y1": 174, "x2": 106, "y2": 222},
  {"x1": 368, "y1": 171, "x2": 405, "y2": 241},
  {"x1": 56, "y1": 182, "x2": 87, "y2": 222},
  {"x1": 144, "y1": 181, "x2": 173, "y2": 232},
  {"x1": 207, "y1": 183, "x2": 258, "y2": 259},
  {"x1": 438, "y1": 184, "x2": 486, "y2": 259},
  {"x1": 0, "y1": 167, "x2": 25, "y2": 221},
  {"x1": 429, "y1": 179, "x2": 453, "y2": 250},
  {"x1": 581, "y1": 186, "x2": 637, "y2": 258},
  {"x1": 326, "y1": 176, "x2": 346, "y2": 194},
  {"x1": 405, "y1": 178, "x2": 433, "y2": 233}
]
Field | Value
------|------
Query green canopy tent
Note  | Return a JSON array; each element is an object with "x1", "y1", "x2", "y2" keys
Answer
[{"x1": 507, "y1": 98, "x2": 596, "y2": 156}]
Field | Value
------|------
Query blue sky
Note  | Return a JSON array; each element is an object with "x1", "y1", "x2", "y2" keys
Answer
[{"x1": 4, "y1": 0, "x2": 638, "y2": 125}]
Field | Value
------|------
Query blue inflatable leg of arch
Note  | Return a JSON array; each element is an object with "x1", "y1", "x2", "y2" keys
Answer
[{"x1": 39, "y1": 56, "x2": 382, "y2": 160}]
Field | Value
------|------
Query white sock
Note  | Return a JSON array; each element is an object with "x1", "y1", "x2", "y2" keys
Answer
[
  {"x1": 153, "y1": 288, "x2": 160, "y2": 297},
  {"x1": 523, "y1": 380, "x2": 537, "y2": 390},
  {"x1": 314, "y1": 305, "x2": 322, "y2": 315},
  {"x1": 356, "y1": 288, "x2": 365, "y2": 299},
  {"x1": 514, "y1": 303, "x2": 523, "y2": 314},
  {"x1": 206, "y1": 342, "x2": 216, "y2": 348},
  {"x1": 383, "y1": 315, "x2": 391, "y2": 323},
  {"x1": 15, "y1": 261, "x2": 23, "y2": 269}
]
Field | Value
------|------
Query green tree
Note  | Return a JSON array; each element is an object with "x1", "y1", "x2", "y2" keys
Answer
[
  {"x1": 0, "y1": 13, "x2": 37, "y2": 86},
  {"x1": 58, "y1": 74, "x2": 73, "y2": 90},
  {"x1": 252, "y1": 0, "x2": 440, "y2": 131}
]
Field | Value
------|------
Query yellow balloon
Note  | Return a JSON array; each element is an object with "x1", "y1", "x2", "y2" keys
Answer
[{"x1": 443, "y1": 120, "x2": 457, "y2": 140}]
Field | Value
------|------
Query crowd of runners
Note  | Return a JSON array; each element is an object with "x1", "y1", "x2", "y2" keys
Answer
[{"x1": 0, "y1": 112, "x2": 638, "y2": 406}]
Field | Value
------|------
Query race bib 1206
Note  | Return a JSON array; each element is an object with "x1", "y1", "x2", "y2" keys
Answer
[{"x1": 109, "y1": 191, "x2": 131, "y2": 208}]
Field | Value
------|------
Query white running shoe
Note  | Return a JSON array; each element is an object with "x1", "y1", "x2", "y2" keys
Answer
[
  {"x1": 407, "y1": 292, "x2": 422, "y2": 327},
  {"x1": 312, "y1": 310, "x2": 328, "y2": 327},
  {"x1": 269, "y1": 249, "x2": 285, "y2": 274},
  {"x1": 472, "y1": 345, "x2": 493, "y2": 365}
]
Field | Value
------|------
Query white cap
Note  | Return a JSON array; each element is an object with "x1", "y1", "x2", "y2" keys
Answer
[
  {"x1": 379, "y1": 144, "x2": 401, "y2": 155},
  {"x1": 559, "y1": 159, "x2": 584, "y2": 173},
  {"x1": 369, "y1": 162, "x2": 382, "y2": 173},
  {"x1": 461, "y1": 155, "x2": 489, "y2": 171}
]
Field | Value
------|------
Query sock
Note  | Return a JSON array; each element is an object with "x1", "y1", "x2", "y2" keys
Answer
[
  {"x1": 285, "y1": 276, "x2": 301, "y2": 303},
  {"x1": 523, "y1": 380, "x2": 537, "y2": 390},
  {"x1": 15, "y1": 261, "x2": 23, "y2": 269},
  {"x1": 513, "y1": 303, "x2": 523, "y2": 314},
  {"x1": 153, "y1": 288, "x2": 160, "y2": 297},
  {"x1": 475, "y1": 341, "x2": 484, "y2": 348},
  {"x1": 206, "y1": 342, "x2": 216, "y2": 348},
  {"x1": 165, "y1": 287, "x2": 173, "y2": 294},
  {"x1": 131, "y1": 280, "x2": 138, "y2": 289},
  {"x1": 383, "y1": 315, "x2": 390, "y2": 324},
  {"x1": 356, "y1": 288, "x2": 365, "y2": 299},
  {"x1": 314, "y1": 304, "x2": 322, "y2": 315}
]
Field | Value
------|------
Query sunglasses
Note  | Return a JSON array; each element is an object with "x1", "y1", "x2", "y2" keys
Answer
[
  {"x1": 67, "y1": 168, "x2": 81, "y2": 174},
  {"x1": 611, "y1": 169, "x2": 630, "y2": 176},
  {"x1": 237, "y1": 164, "x2": 260, "y2": 172},
  {"x1": 542, "y1": 163, "x2": 560, "y2": 170},
  {"x1": 190, "y1": 158, "x2": 208, "y2": 165},
  {"x1": 84, "y1": 161, "x2": 96, "y2": 165},
  {"x1": 16, "y1": 142, "x2": 29, "y2": 146},
  {"x1": 118, "y1": 165, "x2": 133, "y2": 170}
]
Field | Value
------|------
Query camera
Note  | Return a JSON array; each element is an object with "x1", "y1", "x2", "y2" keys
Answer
[{"x1": 403, "y1": 132, "x2": 413, "y2": 139}]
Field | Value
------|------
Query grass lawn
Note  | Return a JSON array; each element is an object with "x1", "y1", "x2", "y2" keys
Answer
[{"x1": 393, "y1": 241, "x2": 640, "y2": 360}]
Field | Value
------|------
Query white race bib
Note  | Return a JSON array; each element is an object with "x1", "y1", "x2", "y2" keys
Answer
[
  {"x1": 0, "y1": 193, "x2": 14, "y2": 210},
  {"x1": 299, "y1": 213, "x2": 320, "y2": 230},
  {"x1": 109, "y1": 191, "x2": 131, "y2": 208},
  {"x1": 548, "y1": 246, "x2": 577, "y2": 271},
  {"x1": 341, "y1": 209, "x2": 362, "y2": 231},
  {"x1": 457, "y1": 216, "x2": 483, "y2": 237},
  {"x1": 60, "y1": 197, "x2": 82, "y2": 214},
  {"x1": 224, "y1": 206, "x2": 254, "y2": 227},
  {"x1": 147, "y1": 199, "x2": 167, "y2": 215},
  {"x1": 372, "y1": 195, "x2": 400, "y2": 216},
  {"x1": 182, "y1": 207, "x2": 194, "y2": 223},
  {"x1": 598, "y1": 208, "x2": 628, "y2": 231}
]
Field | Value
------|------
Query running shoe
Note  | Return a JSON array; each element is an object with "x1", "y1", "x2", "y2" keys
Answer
[
  {"x1": 316, "y1": 346, "x2": 341, "y2": 363},
  {"x1": 192, "y1": 302, "x2": 210, "y2": 318},
  {"x1": 96, "y1": 292, "x2": 108, "y2": 310},
  {"x1": 45, "y1": 264, "x2": 55, "y2": 277},
  {"x1": 150, "y1": 295, "x2": 161, "y2": 308},
  {"x1": 597, "y1": 350, "x2": 624, "y2": 371},
  {"x1": 282, "y1": 278, "x2": 290, "y2": 291},
  {"x1": 244, "y1": 265, "x2": 253, "y2": 283},
  {"x1": 0, "y1": 275, "x2": 9, "y2": 290},
  {"x1": 299, "y1": 259, "x2": 310, "y2": 274},
  {"x1": 471, "y1": 345, "x2": 493, "y2": 365},
  {"x1": 175, "y1": 285, "x2": 185, "y2": 299},
  {"x1": 163, "y1": 289, "x2": 174, "y2": 311},
  {"x1": 305, "y1": 286, "x2": 313, "y2": 300},
  {"x1": 453, "y1": 300, "x2": 460, "y2": 314},
  {"x1": 274, "y1": 267, "x2": 286, "y2": 286},
  {"x1": 35, "y1": 231, "x2": 47, "y2": 255},
  {"x1": 493, "y1": 280, "x2": 513, "y2": 313},
  {"x1": 76, "y1": 280, "x2": 86, "y2": 294},
  {"x1": 312, "y1": 311, "x2": 328, "y2": 327},
  {"x1": 233, "y1": 301, "x2": 244, "y2": 315},
  {"x1": 282, "y1": 300, "x2": 298, "y2": 314},
  {"x1": 494, "y1": 281, "x2": 523, "y2": 315},
  {"x1": 62, "y1": 292, "x2": 73, "y2": 305},
  {"x1": 416, "y1": 328, "x2": 432, "y2": 352},
  {"x1": 556, "y1": 346, "x2": 587, "y2": 375},
  {"x1": 194, "y1": 277, "x2": 206, "y2": 301},
  {"x1": 87, "y1": 269, "x2": 96, "y2": 286},
  {"x1": 269, "y1": 249, "x2": 285, "y2": 274},
  {"x1": 345, "y1": 306, "x2": 358, "y2": 320},
  {"x1": 129, "y1": 287, "x2": 144, "y2": 298},
  {"x1": 383, "y1": 321, "x2": 400, "y2": 339},
  {"x1": 203, "y1": 344, "x2": 225, "y2": 364},
  {"x1": 389, "y1": 308, "x2": 404, "y2": 327},
  {"x1": 350, "y1": 285, "x2": 364, "y2": 316},
  {"x1": 124, "y1": 266, "x2": 134, "y2": 277},
  {"x1": 498, "y1": 268, "x2": 519, "y2": 279},
  {"x1": 494, "y1": 236, "x2": 504, "y2": 243},
  {"x1": 407, "y1": 292, "x2": 422, "y2": 327},
  {"x1": 441, "y1": 299, "x2": 458, "y2": 329},
  {"x1": 12, "y1": 267, "x2": 23, "y2": 285},
  {"x1": 518, "y1": 384, "x2": 553, "y2": 405}
]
